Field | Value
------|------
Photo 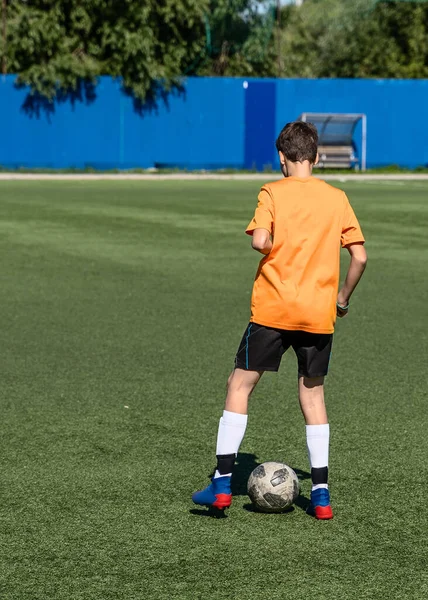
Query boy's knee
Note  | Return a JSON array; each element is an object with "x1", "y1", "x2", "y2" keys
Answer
[
  {"x1": 227, "y1": 371, "x2": 243, "y2": 393},
  {"x1": 227, "y1": 371, "x2": 235, "y2": 390},
  {"x1": 300, "y1": 375, "x2": 324, "y2": 390},
  {"x1": 227, "y1": 369, "x2": 261, "y2": 394}
]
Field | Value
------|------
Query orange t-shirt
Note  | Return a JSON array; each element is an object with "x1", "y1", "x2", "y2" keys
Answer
[{"x1": 246, "y1": 176, "x2": 365, "y2": 334}]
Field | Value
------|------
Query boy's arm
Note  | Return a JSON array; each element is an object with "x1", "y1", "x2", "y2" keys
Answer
[
  {"x1": 337, "y1": 242, "x2": 367, "y2": 317},
  {"x1": 251, "y1": 228, "x2": 272, "y2": 255},
  {"x1": 246, "y1": 186, "x2": 274, "y2": 253}
]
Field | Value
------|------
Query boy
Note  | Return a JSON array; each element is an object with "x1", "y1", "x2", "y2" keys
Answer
[{"x1": 192, "y1": 121, "x2": 367, "y2": 519}]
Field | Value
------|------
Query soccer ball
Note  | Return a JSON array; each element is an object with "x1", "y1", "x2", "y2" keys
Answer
[{"x1": 247, "y1": 462, "x2": 300, "y2": 513}]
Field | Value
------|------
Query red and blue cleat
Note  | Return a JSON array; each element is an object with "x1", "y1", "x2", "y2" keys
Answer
[
  {"x1": 310, "y1": 488, "x2": 333, "y2": 520},
  {"x1": 192, "y1": 476, "x2": 232, "y2": 510}
]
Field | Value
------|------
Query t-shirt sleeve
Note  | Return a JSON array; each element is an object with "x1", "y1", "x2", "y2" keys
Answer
[
  {"x1": 245, "y1": 186, "x2": 274, "y2": 236},
  {"x1": 341, "y1": 194, "x2": 365, "y2": 248}
]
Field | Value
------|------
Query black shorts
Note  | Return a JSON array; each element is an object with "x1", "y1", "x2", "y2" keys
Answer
[{"x1": 234, "y1": 322, "x2": 333, "y2": 378}]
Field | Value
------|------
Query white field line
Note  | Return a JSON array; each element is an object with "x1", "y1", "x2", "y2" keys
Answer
[{"x1": 0, "y1": 173, "x2": 428, "y2": 182}]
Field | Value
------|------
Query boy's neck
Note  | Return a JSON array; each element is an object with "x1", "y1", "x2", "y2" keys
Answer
[{"x1": 283, "y1": 160, "x2": 314, "y2": 179}]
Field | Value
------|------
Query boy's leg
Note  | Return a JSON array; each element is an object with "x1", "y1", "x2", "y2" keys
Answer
[
  {"x1": 292, "y1": 331, "x2": 333, "y2": 519},
  {"x1": 193, "y1": 321, "x2": 283, "y2": 510},
  {"x1": 298, "y1": 376, "x2": 332, "y2": 519},
  {"x1": 214, "y1": 368, "x2": 262, "y2": 476},
  {"x1": 225, "y1": 368, "x2": 262, "y2": 414},
  {"x1": 192, "y1": 369, "x2": 262, "y2": 509}
]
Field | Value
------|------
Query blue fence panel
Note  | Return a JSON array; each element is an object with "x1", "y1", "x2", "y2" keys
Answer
[
  {"x1": 0, "y1": 76, "x2": 123, "y2": 169},
  {"x1": 244, "y1": 80, "x2": 276, "y2": 170},
  {"x1": 0, "y1": 75, "x2": 427, "y2": 170},
  {"x1": 275, "y1": 78, "x2": 428, "y2": 169},
  {"x1": 135, "y1": 77, "x2": 245, "y2": 169}
]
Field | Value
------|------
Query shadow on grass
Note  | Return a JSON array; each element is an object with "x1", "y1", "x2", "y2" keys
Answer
[
  {"x1": 234, "y1": 456, "x2": 312, "y2": 515},
  {"x1": 291, "y1": 467, "x2": 312, "y2": 514},
  {"x1": 294, "y1": 494, "x2": 311, "y2": 513},
  {"x1": 189, "y1": 452, "x2": 259, "y2": 520},
  {"x1": 292, "y1": 467, "x2": 311, "y2": 482},
  {"x1": 231, "y1": 452, "x2": 262, "y2": 496},
  {"x1": 242, "y1": 503, "x2": 295, "y2": 514},
  {"x1": 233, "y1": 456, "x2": 312, "y2": 491},
  {"x1": 190, "y1": 453, "x2": 312, "y2": 518},
  {"x1": 290, "y1": 466, "x2": 311, "y2": 514},
  {"x1": 189, "y1": 507, "x2": 228, "y2": 520}
]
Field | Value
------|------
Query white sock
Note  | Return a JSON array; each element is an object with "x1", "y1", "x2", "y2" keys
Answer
[
  {"x1": 306, "y1": 423, "x2": 330, "y2": 490},
  {"x1": 213, "y1": 410, "x2": 248, "y2": 478}
]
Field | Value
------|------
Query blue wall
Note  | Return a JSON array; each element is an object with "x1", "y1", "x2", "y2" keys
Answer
[{"x1": 0, "y1": 75, "x2": 427, "y2": 170}]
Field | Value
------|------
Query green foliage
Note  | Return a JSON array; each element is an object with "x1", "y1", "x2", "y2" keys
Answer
[
  {"x1": 1, "y1": 0, "x2": 209, "y2": 104},
  {"x1": 347, "y1": 1, "x2": 428, "y2": 78},
  {"x1": 197, "y1": 0, "x2": 277, "y2": 77},
  {"x1": 278, "y1": 0, "x2": 428, "y2": 78},
  {"x1": 1, "y1": 0, "x2": 428, "y2": 105}
]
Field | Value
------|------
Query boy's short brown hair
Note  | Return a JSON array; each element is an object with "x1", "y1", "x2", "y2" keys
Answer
[{"x1": 275, "y1": 121, "x2": 318, "y2": 163}]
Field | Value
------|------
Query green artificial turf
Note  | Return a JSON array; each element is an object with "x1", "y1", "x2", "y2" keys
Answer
[{"x1": 0, "y1": 179, "x2": 427, "y2": 599}]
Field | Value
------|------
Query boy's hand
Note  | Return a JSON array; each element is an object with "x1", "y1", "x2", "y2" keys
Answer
[
  {"x1": 336, "y1": 302, "x2": 349, "y2": 318},
  {"x1": 336, "y1": 291, "x2": 349, "y2": 318}
]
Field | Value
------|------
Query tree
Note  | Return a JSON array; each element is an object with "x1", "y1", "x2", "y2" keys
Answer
[
  {"x1": 197, "y1": 0, "x2": 277, "y2": 77},
  {"x1": 278, "y1": 0, "x2": 428, "y2": 79},
  {"x1": 1, "y1": 0, "x2": 427, "y2": 110},
  {"x1": 331, "y1": 1, "x2": 428, "y2": 79},
  {"x1": 0, "y1": 0, "x2": 209, "y2": 107}
]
